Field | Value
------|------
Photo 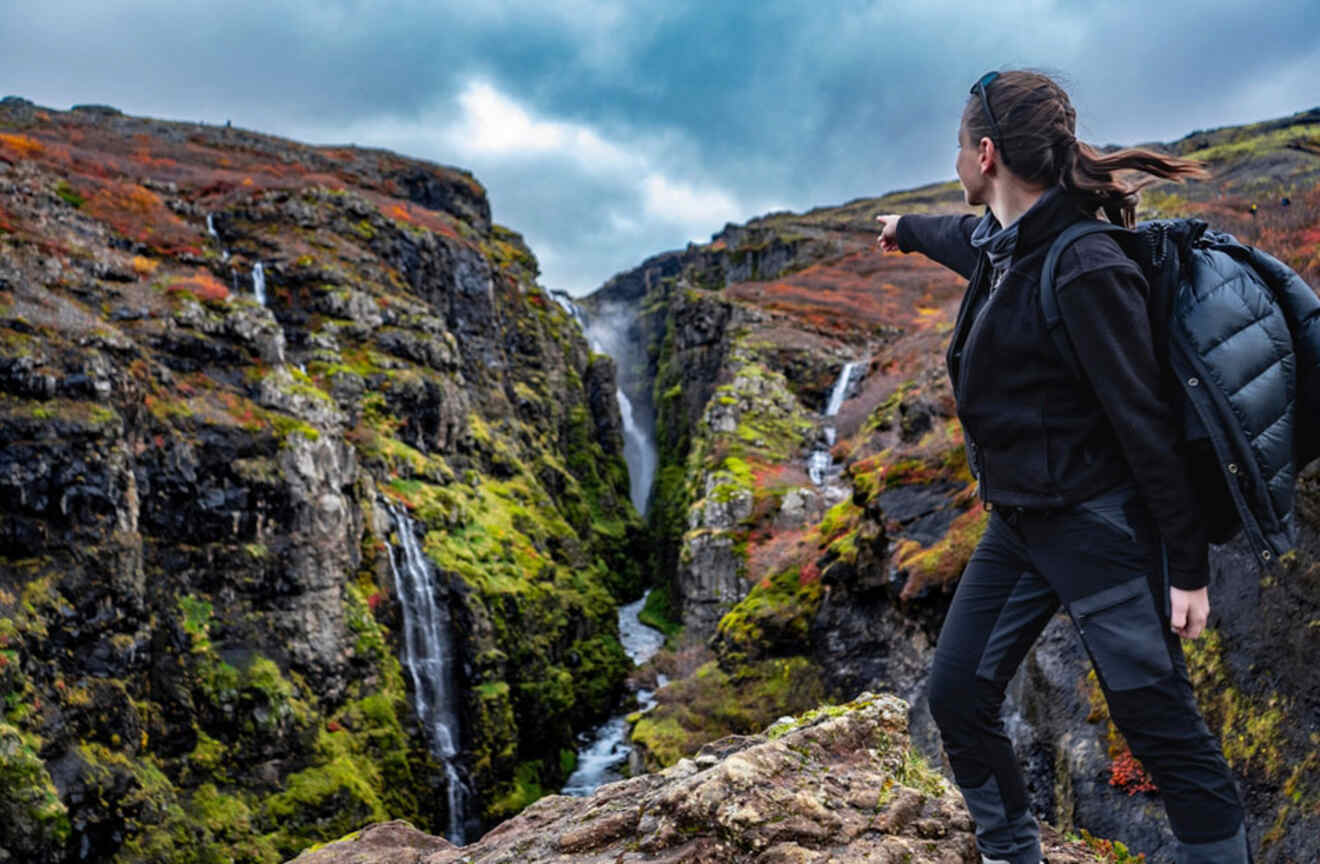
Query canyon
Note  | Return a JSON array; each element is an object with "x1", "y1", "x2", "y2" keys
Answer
[{"x1": 1, "y1": 96, "x2": 1319, "y2": 863}]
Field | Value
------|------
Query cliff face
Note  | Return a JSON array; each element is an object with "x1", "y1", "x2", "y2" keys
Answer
[
  {"x1": 587, "y1": 108, "x2": 1320, "y2": 862},
  {"x1": 0, "y1": 98, "x2": 644, "y2": 862}
]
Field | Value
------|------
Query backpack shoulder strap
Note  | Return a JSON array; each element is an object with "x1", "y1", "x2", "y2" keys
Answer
[{"x1": 1039, "y1": 221, "x2": 1131, "y2": 380}]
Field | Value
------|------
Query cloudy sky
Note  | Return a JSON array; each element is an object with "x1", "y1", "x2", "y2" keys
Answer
[{"x1": 4, "y1": 1, "x2": 1317, "y2": 296}]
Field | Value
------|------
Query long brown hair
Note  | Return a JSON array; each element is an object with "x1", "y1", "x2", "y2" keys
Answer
[{"x1": 962, "y1": 69, "x2": 1209, "y2": 227}]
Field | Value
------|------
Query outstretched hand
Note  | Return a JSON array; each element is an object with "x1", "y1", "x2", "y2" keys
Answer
[
  {"x1": 875, "y1": 214, "x2": 902, "y2": 252},
  {"x1": 1169, "y1": 586, "x2": 1209, "y2": 640}
]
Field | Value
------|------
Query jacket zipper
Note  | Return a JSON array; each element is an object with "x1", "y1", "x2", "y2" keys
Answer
[{"x1": 958, "y1": 266, "x2": 1005, "y2": 504}]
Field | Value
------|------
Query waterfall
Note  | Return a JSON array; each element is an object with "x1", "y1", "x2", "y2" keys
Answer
[
  {"x1": 385, "y1": 504, "x2": 468, "y2": 845},
  {"x1": 560, "y1": 590, "x2": 667, "y2": 796},
  {"x1": 554, "y1": 291, "x2": 658, "y2": 515},
  {"x1": 825, "y1": 361, "x2": 858, "y2": 416},
  {"x1": 809, "y1": 361, "x2": 860, "y2": 486},
  {"x1": 206, "y1": 212, "x2": 230, "y2": 262},
  {"x1": 616, "y1": 388, "x2": 657, "y2": 514},
  {"x1": 252, "y1": 261, "x2": 267, "y2": 306}
]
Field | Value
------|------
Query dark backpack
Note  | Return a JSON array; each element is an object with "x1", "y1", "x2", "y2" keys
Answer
[{"x1": 1039, "y1": 219, "x2": 1320, "y2": 556}]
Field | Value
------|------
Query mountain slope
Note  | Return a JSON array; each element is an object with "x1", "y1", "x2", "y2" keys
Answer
[
  {"x1": 0, "y1": 96, "x2": 644, "y2": 862},
  {"x1": 585, "y1": 104, "x2": 1320, "y2": 863}
]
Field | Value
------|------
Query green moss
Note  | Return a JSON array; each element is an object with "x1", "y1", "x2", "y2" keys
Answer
[
  {"x1": 895, "y1": 748, "x2": 947, "y2": 798},
  {"x1": 55, "y1": 180, "x2": 84, "y2": 209},
  {"x1": 186, "y1": 730, "x2": 227, "y2": 784},
  {"x1": 1184, "y1": 629, "x2": 1287, "y2": 779},
  {"x1": 469, "y1": 680, "x2": 517, "y2": 796},
  {"x1": 1179, "y1": 122, "x2": 1320, "y2": 165},
  {"x1": 0, "y1": 396, "x2": 122, "y2": 431},
  {"x1": 0, "y1": 723, "x2": 71, "y2": 851},
  {"x1": 178, "y1": 594, "x2": 213, "y2": 651},
  {"x1": 629, "y1": 657, "x2": 826, "y2": 770},
  {"x1": 558, "y1": 747, "x2": 577, "y2": 777},
  {"x1": 714, "y1": 566, "x2": 823, "y2": 667},
  {"x1": 485, "y1": 761, "x2": 548, "y2": 822},
  {"x1": 261, "y1": 729, "x2": 389, "y2": 856},
  {"x1": 638, "y1": 583, "x2": 682, "y2": 636}
]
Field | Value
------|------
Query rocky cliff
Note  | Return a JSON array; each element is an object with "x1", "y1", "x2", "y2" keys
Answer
[
  {"x1": 585, "y1": 107, "x2": 1320, "y2": 862},
  {"x1": 0, "y1": 97, "x2": 645, "y2": 862},
  {"x1": 3, "y1": 92, "x2": 1320, "y2": 864},
  {"x1": 290, "y1": 693, "x2": 1115, "y2": 864}
]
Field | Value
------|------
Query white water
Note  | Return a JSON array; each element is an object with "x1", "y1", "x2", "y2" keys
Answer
[
  {"x1": 386, "y1": 504, "x2": 468, "y2": 845},
  {"x1": 560, "y1": 591, "x2": 667, "y2": 796},
  {"x1": 616, "y1": 388, "x2": 658, "y2": 514},
  {"x1": 554, "y1": 292, "x2": 658, "y2": 515},
  {"x1": 252, "y1": 261, "x2": 267, "y2": 306},
  {"x1": 809, "y1": 361, "x2": 860, "y2": 486},
  {"x1": 206, "y1": 212, "x2": 230, "y2": 262}
]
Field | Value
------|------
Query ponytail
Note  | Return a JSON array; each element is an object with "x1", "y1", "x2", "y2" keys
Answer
[
  {"x1": 964, "y1": 70, "x2": 1209, "y2": 227},
  {"x1": 1063, "y1": 139, "x2": 1208, "y2": 227}
]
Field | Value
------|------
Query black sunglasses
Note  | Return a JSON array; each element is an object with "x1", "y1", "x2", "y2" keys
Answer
[{"x1": 970, "y1": 71, "x2": 1010, "y2": 167}]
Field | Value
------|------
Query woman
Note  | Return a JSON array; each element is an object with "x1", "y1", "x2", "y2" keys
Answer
[{"x1": 874, "y1": 70, "x2": 1248, "y2": 864}]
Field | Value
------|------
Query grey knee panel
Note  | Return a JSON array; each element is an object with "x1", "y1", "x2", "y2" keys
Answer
[
  {"x1": 960, "y1": 773, "x2": 1042, "y2": 864},
  {"x1": 1178, "y1": 822, "x2": 1248, "y2": 864}
]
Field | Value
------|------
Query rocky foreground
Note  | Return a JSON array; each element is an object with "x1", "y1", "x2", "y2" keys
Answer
[{"x1": 290, "y1": 693, "x2": 1104, "y2": 864}]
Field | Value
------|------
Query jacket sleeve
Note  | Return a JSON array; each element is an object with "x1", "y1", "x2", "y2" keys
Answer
[
  {"x1": 895, "y1": 213, "x2": 980, "y2": 280},
  {"x1": 1056, "y1": 263, "x2": 1210, "y2": 590}
]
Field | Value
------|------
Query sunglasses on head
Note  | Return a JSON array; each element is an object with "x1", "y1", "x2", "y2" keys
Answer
[{"x1": 970, "y1": 71, "x2": 1010, "y2": 167}]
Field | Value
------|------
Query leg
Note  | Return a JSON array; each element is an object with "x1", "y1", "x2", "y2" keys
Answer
[
  {"x1": 928, "y1": 511, "x2": 1058, "y2": 864},
  {"x1": 1024, "y1": 487, "x2": 1247, "y2": 863}
]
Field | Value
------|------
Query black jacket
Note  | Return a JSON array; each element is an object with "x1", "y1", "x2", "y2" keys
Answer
[{"x1": 897, "y1": 190, "x2": 1209, "y2": 589}]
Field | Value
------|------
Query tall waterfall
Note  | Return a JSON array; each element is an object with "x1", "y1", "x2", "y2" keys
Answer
[
  {"x1": 252, "y1": 261, "x2": 267, "y2": 306},
  {"x1": 385, "y1": 504, "x2": 468, "y2": 845},
  {"x1": 614, "y1": 386, "x2": 658, "y2": 515},
  {"x1": 553, "y1": 291, "x2": 658, "y2": 515},
  {"x1": 809, "y1": 361, "x2": 860, "y2": 486}
]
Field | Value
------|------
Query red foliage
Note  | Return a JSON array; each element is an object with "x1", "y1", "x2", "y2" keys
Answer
[
  {"x1": 726, "y1": 246, "x2": 964, "y2": 339},
  {"x1": 367, "y1": 591, "x2": 384, "y2": 612},
  {"x1": 326, "y1": 720, "x2": 344, "y2": 733},
  {"x1": 1109, "y1": 749, "x2": 1158, "y2": 795},
  {"x1": 368, "y1": 193, "x2": 463, "y2": 242},
  {"x1": 166, "y1": 270, "x2": 230, "y2": 303},
  {"x1": 800, "y1": 560, "x2": 822, "y2": 584},
  {"x1": 83, "y1": 178, "x2": 201, "y2": 254}
]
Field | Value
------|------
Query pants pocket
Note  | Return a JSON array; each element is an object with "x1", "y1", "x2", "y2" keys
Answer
[
  {"x1": 1071, "y1": 575, "x2": 1172, "y2": 691},
  {"x1": 1076, "y1": 485, "x2": 1140, "y2": 543}
]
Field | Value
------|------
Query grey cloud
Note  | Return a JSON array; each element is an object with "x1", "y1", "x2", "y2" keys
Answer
[{"x1": 3, "y1": 0, "x2": 1317, "y2": 297}]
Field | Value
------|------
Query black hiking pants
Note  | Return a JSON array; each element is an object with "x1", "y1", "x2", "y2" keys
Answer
[{"x1": 927, "y1": 482, "x2": 1248, "y2": 864}]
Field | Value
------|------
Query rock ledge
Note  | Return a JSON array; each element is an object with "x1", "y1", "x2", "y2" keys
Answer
[{"x1": 289, "y1": 693, "x2": 1102, "y2": 864}]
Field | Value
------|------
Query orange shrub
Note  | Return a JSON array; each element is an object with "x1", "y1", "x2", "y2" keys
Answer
[
  {"x1": 166, "y1": 270, "x2": 229, "y2": 303},
  {"x1": 131, "y1": 256, "x2": 159, "y2": 276},
  {"x1": 0, "y1": 133, "x2": 45, "y2": 159}
]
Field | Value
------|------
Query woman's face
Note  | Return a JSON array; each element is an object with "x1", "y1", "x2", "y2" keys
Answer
[{"x1": 955, "y1": 125, "x2": 986, "y2": 206}]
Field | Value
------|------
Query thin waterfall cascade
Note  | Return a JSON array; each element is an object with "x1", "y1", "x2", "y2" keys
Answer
[
  {"x1": 385, "y1": 504, "x2": 468, "y2": 845},
  {"x1": 252, "y1": 261, "x2": 267, "y2": 306},
  {"x1": 560, "y1": 590, "x2": 667, "y2": 796},
  {"x1": 809, "y1": 361, "x2": 861, "y2": 486},
  {"x1": 206, "y1": 212, "x2": 231, "y2": 262}
]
